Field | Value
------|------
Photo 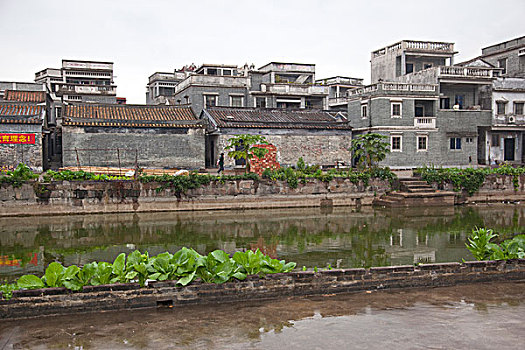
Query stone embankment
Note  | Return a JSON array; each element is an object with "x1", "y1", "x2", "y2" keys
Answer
[
  {"x1": 0, "y1": 178, "x2": 388, "y2": 217},
  {"x1": 1, "y1": 174, "x2": 525, "y2": 217},
  {"x1": 1, "y1": 259, "x2": 524, "y2": 319}
]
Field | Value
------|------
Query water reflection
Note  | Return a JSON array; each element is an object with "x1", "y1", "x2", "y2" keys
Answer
[{"x1": 2, "y1": 204, "x2": 525, "y2": 279}]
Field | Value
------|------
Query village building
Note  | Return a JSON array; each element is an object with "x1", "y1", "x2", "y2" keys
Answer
[
  {"x1": 61, "y1": 104, "x2": 205, "y2": 169},
  {"x1": 200, "y1": 107, "x2": 352, "y2": 169},
  {"x1": 146, "y1": 62, "x2": 344, "y2": 113},
  {"x1": 464, "y1": 37, "x2": 525, "y2": 165},
  {"x1": 349, "y1": 40, "x2": 498, "y2": 168},
  {"x1": 34, "y1": 59, "x2": 123, "y2": 169},
  {"x1": 315, "y1": 76, "x2": 363, "y2": 111},
  {"x1": 0, "y1": 88, "x2": 45, "y2": 170}
]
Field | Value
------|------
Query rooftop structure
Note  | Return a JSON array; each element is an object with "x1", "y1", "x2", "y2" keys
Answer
[{"x1": 371, "y1": 40, "x2": 457, "y2": 84}]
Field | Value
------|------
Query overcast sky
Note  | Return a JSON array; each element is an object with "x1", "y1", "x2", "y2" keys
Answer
[{"x1": 0, "y1": 0, "x2": 523, "y2": 104}]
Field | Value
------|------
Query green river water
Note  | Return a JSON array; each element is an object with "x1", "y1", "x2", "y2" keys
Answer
[{"x1": 1, "y1": 204, "x2": 524, "y2": 280}]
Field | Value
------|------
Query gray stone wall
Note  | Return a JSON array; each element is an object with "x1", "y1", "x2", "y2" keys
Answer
[
  {"x1": 0, "y1": 124, "x2": 43, "y2": 171},
  {"x1": 215, "y1": 129, "x2": 353, "y2": 167},
  {"x1": 62, "y1": 126, "x2": 205, "y2": 169}
]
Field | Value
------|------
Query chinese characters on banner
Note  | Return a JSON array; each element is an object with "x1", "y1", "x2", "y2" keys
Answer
[{"x1": 0, "y1": 133, "x2": 36, "y2": 144}]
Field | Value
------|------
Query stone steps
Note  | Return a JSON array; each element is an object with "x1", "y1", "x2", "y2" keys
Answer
[{"x1": 373, "y1": 177, "x2": 455, "y2": 207}]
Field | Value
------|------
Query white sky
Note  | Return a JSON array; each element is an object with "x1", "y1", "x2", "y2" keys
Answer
[{"x1": 0, "y1": 0, "x2": 524, "y2": 104}]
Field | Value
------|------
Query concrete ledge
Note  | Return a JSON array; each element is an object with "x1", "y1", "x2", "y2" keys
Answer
[{"x1": 1, "y1": 259, "x2": 524, "y2": 319}]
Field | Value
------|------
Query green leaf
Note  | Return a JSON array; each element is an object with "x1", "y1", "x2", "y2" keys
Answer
[
  {"x1": 112, "y1": 253, "x2": 126, "y2": 275},
  {"x1": 211, "y1": 250, "x2": 230, "y2": 263},
  {"x1": 177, "y1": 271, "x2": 196, "y2": 286},
  {"x1": 63, "y1": 265, "x2": 80, "y2": 280},
  {"x1": 45, "y1": 262, "x2": 65, "y2": 287},
  {"x1": 17, "y1": 274, "x2": 45, "y2": 289},
  {"x1": 63, "y1": 279, "x2": 83, "y2": 291}
]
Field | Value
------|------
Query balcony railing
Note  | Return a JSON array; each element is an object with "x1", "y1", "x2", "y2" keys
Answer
[
  {"x1": 438, "y1": 66, "x2": 494, "y2": 79},
  {"x1": 57, "y1": 85, "x2": 116, "y2": 95},
  {"x1": 260, "y1": 83, "x2": 328, "y2": 95},
  {"x1": 328, "y1": 97, "x2": 350, "y2": 105},
  {"x1": 174, "y1": 74, "x2": 249, "y2": 94},
  {"x1": 414, "y1": 117, "x2": 436, "y2": 128},
  {"x1": 348, "y1": 83, "x2": 437, "y2": 96}
]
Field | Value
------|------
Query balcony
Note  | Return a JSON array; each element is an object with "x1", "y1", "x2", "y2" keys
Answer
[
  {"x1": 414, "y1": 117, "x2": 436, "y2": 129},
  {"x1": 493, "y1": 114, "x2": 525, "y2": 126},
  {"x1": 260, "y1": 83, "x2": 328, "y2": 96},
  {"x1": 438, "y1": 66, "x2": 494, "y2": 79},
  {"x1": 348, "y1": 83, "x2": 437, "y2": 96},
  {"x1": 174, "y1": 74, "x2": 249, "y2": 94},
  {"x1": 316, "y1": 76, "x2": 363, "y2": 86},
  {"x1": 57, "y1": 84, "x2": 116, "y2": 95}
]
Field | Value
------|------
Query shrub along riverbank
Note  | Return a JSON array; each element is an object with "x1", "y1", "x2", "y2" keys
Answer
[
  {"x1": 466, "y1": 228, "x2": 525, "y2": 261},
  {"x1": 0, "y1": 248, "x2": 296, "y2": 300},
  {"x1": 415, "y1": 164, "x2": 525, "y2": 195}
]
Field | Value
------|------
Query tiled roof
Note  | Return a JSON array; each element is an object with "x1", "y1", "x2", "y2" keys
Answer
[
  {"x1": 63, "y1": 104, "x2": 202, "y2": 128},
  {"x1": 0, "y1": 103, "x2": 43, "y2": 124},
  {"x1": 204, "y1": 107, "x2": 352, "y2": 130},
  {"x1": 4, "y1": 90, "x2": 46, "y2": 103}
]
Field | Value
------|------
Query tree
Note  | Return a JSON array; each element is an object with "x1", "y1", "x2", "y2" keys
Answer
[
  {"x1": 224, "y1": 135, "x2": 269, "y2": 173},
  {"x1": 350, "y1": 133, "x2": 390, "y2": 168}
]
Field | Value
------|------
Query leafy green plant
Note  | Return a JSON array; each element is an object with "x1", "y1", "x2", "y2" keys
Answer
[
  {"x1": 224, "y1": 134, "x2": 269, "y2": 173},
  {"x1": 0, "y1": 163, "x2": 38, "y2": 187},
  {"x1": 350, "y1": 133, "x2": 390, "y2": 169},
  {"x1": 466, "y1": 227, "x2": 498, "y2": 260},
  {"x1": 1, "y1": 248, "x2": 297, "y2": 300}
]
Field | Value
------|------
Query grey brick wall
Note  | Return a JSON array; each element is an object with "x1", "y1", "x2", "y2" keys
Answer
[
  {"x1": 215, "y1": 129, "x2": 352, "y2": 168},
  {"x1": 174, "y1": 86, "x2": 249, "y2": 114},
  {"x1": 62, "y1": 126, "x2": 205, "y2": 169},
  {"x1": 0, "y1": 124, "x2": 43, "y2": 171}
]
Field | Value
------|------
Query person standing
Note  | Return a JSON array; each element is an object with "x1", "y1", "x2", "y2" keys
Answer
[{"x1": 217, "y1": 153, "x2": 225, "y2": 174}]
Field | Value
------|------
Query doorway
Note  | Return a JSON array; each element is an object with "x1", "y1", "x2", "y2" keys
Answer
[{"x1": 504, "y1": 138, "x2": 515, "y2": 161}]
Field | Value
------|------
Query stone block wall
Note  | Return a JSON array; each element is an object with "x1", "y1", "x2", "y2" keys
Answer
[{"x1": 1, "y1": 259, "x2": 524, "y2": 319}]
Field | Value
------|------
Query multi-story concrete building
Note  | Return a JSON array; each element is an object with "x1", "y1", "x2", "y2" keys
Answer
[
  {"x1": 479, "y1": 36, "x2": 525, "y2": 78},
  {"x1": 350, "y1": 40, "x2": 497, "y2": 168},
  {"x1": 315, "y1": 76, "x2": 363, "y2": 111},
  {"x1": 34, "y1": 59, "x2": 119, "y2": 169},
  {"x1": 468, "y1": 37, "x2": 525, "y2": 164},
  {"x1": 146, "y1": 62, "x2": 332, "y2": 113},
  {"x1": 370, "y1": 40, "x2": 457, "y2": 84}
]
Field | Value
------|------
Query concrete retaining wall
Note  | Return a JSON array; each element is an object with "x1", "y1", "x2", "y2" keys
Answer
[{"x1": 1, "y1": 259, "x2": 524, "y2": 319}]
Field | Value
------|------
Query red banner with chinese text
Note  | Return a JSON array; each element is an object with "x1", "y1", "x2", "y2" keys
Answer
[{"x1": 0, "y1": 133, "x2": 36, "y2": 144}]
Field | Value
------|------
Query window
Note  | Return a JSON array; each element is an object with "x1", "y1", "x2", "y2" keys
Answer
[
  {"x1": 492, "y1": 134, "x2": 500, "y2": 147},
  {"x1": 496, "y1": 101, "x2": 507, "y2": 115},
  {"x1": 255, "y1": 97, "x2": 266, "y2": 108},
  {"x1": 498, "y1": 58, "x2": 507, "y2": 75},
  {"x1": 222, "y1": 69, "x2": 232, "y2": 76},
  {"x1": 423, "y1": 63, "x2": 433, "y2": 69},
  {"x1": 514, "y1": 102, "x2": 524, "y2": 115},
  {"x1": 417, "y1": 135, "x2": 428, "y2": 151},
  {"x1": 466, "y1": 137, "x2": 473, "y2": 143},
  {"x1": 204, "y1": 95, "x2": 217, "y2": 108},
  {"x1": 450, "y1": 137, "x2": 461, "y2": 150},
  {"x1": 391, "y1": 102, "x2": 402, "y2": 117},
  {"x1": 230, "y1": 96, "x2": 243, "y2": 107},
  {"x1": 406, "y1": 63, "x2": 414, "y2": 74},
  {"x1": 391, "y1": 135, "x2": 402, "y2": 151},
  {"x1": 207, "y1": 68, "x2": 218, "y2": 76},
  {"x1": 361, "y1": 104, "x2": 368, "y2": 118},
  {"x1": 55, "y1": 107, "x2": 62, "y2": 119}
]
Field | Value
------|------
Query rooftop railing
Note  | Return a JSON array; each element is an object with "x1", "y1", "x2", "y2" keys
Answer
[
  {"x1": 438, "y1": 66, "x2": 494, "y2": 78},
  {"x1": 372, "y1": 40, "x2": 455, "y2": 57}
]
